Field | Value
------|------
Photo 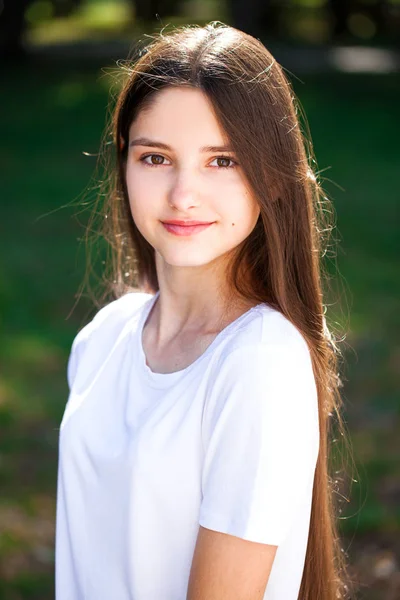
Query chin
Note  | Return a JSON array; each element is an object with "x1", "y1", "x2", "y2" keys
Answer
[{"x1": 159, "y1": 250, "x2": 221, "y2": 268}]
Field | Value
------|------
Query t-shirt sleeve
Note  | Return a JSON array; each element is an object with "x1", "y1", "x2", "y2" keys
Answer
[
  {"x1": 66, "y1": 321, "x2": 95, "y2": 391},
  {"x1": 199, "y1": 334, "x2": 320, "y2": 546},
  {"x1": 66, "y1": 297, "x2": 125, "y2": 390}
]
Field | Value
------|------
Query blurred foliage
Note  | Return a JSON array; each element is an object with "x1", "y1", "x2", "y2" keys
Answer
[{"x1": 1, "y1": 0, "x2": 400, "y2": 53}]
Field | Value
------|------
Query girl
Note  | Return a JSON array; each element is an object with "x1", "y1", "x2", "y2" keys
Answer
[{"x1": 56, "y1": 21, "x2": 349, "y2": 600}]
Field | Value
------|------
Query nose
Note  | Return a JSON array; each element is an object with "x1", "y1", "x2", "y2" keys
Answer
[{"x1": 167, "y1": 167, "x2": 201, "y2": 212}]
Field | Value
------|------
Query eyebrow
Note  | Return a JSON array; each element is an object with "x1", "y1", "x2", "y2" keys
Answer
[{"x1": 129, "y1": 137, "x2": 234, "y2": 153}]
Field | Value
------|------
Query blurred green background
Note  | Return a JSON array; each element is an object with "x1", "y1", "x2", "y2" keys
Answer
[{"x1": 1, "y1": 1, "x2": 399, "y2": 598}]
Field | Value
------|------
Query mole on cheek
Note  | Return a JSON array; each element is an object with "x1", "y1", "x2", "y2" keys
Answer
[{"x1": 232, "y1": 223, "x2": 235, "y2": 226}]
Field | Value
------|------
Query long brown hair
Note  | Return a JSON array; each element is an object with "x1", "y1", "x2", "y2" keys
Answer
[{"x1": 81, "y1": 21, "x2": 352, "y2": 599}]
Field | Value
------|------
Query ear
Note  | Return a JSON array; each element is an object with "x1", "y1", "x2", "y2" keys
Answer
[{"x1": 119, "y1": 135, "x2": 126, "y2": 151}]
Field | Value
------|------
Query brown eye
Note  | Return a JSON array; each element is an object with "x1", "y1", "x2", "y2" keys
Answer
[
  {"x1": 218, "y1": 158, "x2": 230, "y2": 168},
  {"x1": 150, "y1": 155, "x2": 164, "y2": 165},
  {"x1": 211, "y1": 156, "x2": 237, "y2": 169},
  {"x1": 140, "y1": 154, "x2": 169, "y2": 167}
]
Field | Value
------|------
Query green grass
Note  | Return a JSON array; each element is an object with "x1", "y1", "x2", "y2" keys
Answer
[{"x1": 1, "y1": 56, "x2": 399, "y2": 596}]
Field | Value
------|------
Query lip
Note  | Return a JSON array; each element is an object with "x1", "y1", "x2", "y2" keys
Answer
[
  {"x1": 162, "y1": 220, "x2": 214, "y2": 226},
  {"x1": 161, "y1": 221, "x2": 215, "y2": 237}
]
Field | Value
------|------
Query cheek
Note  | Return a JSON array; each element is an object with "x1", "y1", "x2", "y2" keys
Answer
[
  {"x1": 125, "y1": 186, "x2": 148, "y2": 235},
  {"x1": 125, "y1": 170, "x2": 155, "y2": 218},
  {"x1": 125, "y1": 167, "x2": 141, "y2": 199},
  {"x1": 221, "y1": 192, "x2": 260, "y2": 232}
]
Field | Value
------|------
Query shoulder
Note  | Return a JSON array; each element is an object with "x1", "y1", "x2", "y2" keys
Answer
[
  {"x1": 92, "y1": 291, "x2": 152, "y2": 329},
  {"x1": 202, "y1": 304, "x2": 319, "y2": 443},
  {"x1": 220, "y1": 303, "x2": 312, "y2": 367},
  {"x1": 203, "y1": 303, "x2": 317, "y2": 419},
  {"x1": 67, "y1": 292, "x2": 153, "y2": 389},
  {"x1": 71, "y1": 292, "x2": 151, "y2": 350}
]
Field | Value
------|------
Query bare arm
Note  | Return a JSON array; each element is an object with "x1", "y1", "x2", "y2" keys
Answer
[{"x1": 186, "y1": 525, "x2": 278, "y2": 600}]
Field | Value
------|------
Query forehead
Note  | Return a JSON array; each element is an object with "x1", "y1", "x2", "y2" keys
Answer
[{"x1": 129, "y1": 86, "x2": 229, "y2": 143}]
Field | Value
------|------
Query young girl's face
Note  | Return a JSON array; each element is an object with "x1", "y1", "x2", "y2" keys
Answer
[{"x1": 126, "y1": 86, "x2": 260, "y2": 271}]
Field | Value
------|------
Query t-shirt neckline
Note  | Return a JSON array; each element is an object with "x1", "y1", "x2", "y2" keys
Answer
[{"x1": 135, "y1": 291, "x2": 264, "y2": 388}]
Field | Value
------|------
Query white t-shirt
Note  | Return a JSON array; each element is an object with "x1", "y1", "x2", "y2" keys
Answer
[{"x1": 56, "y1": 291, "x2": 319, "y2": 600}]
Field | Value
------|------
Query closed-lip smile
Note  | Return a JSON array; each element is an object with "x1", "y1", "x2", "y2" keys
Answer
[
  {"x1": 161, "y1": 220, "x2": 215, "y2": 237},
  {"x1": 162, "y1": 220, "x2": 215, "y2": 225}
]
